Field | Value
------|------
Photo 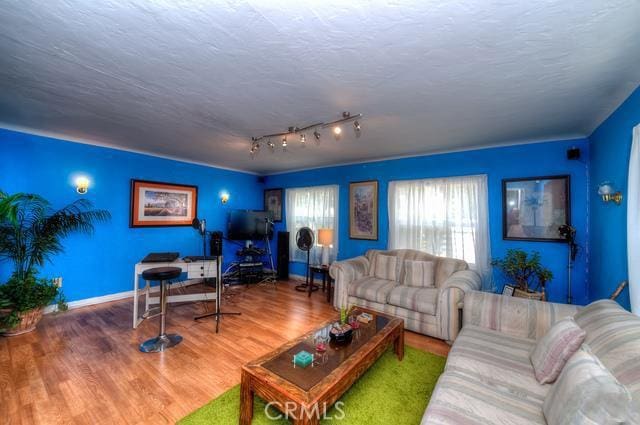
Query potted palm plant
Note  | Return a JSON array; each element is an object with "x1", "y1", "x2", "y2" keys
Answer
[
  {"x1": 0, "y1": 191, "x2": 110, "y2": 335},
  {"x1": 491, "y1": 249, "x2": 553, "y2": 301}
]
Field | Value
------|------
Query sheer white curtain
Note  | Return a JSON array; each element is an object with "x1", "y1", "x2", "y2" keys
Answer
[
  {"x1": 628, "y1": 124, "x2": 640, "y2": 314},
  {"x1": 286, "y1": 185, "x2": 339, "y2": 264},
  {"x1": 388, "y1": 174, "x2": 492, "y2": 290}
]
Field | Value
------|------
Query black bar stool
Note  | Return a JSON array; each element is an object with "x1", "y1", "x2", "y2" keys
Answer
[{"x1": 139, "y1": 267, "x2": 183, "y2": 353}]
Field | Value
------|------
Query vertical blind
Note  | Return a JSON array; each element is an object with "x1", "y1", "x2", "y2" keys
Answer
[
  {"x1": 286, "y1": 185, "x2": 339, "y2": 264},
  {"x1": 388, "y1": 174, "x2": 492, "y2": 289}
]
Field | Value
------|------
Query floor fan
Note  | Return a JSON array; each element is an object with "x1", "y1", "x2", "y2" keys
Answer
[{"x1": 294, "y1": 227, "x2": 319, "y2": 296}]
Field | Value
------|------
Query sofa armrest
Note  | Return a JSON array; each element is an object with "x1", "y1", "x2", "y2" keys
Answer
[
  {"x1": 462, "y1": 291, "x2": 580, "y2": 340},
  {"x1": 329, "y1": 256, "x2": 369, "y2": 309},
  {"x1": 437, "y1": 270, "x2": 482, "y2": 342}
]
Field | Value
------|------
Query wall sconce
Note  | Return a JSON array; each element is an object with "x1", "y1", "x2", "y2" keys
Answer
[
  {"x1": 220, "y1": 192, "x2": 230, "y2": 204},
  {"x1": 598, "y1": 182, "x2": 623, "y2": 205},
  {"x1": 75, "y1": 176, "x2": 90, "y2": 194}
]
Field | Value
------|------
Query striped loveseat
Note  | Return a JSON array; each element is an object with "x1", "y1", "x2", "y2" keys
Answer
[
  {"x1": 329, "y1": 249, "x2": 482, "y2": 342},
  {"x1": 422, "y1": 291, "x2": 640, "y2": 424}
]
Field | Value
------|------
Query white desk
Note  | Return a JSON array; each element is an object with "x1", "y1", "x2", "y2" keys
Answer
[{"x1": 132, "y1": 258, "x2": 220, "y2": 328}]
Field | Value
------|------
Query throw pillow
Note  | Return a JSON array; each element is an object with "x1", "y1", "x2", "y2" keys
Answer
[
  {"x1": 402, "y1": 259, "x2": 435, "y2": 287},
  {"x1": 530, "y1": 317, "x2": 586, "y2": 384},
  {"x1": 543, "y1": 345, "x2": 638, "y2": 425},
  {"x1": 373, "y1": 254, "x2": 397, "y2": 281}
]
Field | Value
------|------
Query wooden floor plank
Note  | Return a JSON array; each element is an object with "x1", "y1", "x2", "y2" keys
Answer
[{"x1": 1, "y1": 280, "x2": 449, "y2": 424}]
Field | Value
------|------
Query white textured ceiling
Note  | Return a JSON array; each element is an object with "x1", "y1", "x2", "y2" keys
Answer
[{"x1": 1, "y1": 1, "x2": 639, "y2": 174}]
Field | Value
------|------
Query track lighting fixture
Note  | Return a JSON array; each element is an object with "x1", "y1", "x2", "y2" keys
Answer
[{"x1": 249, "y1": 112, "x2": 362, "y2": 157}]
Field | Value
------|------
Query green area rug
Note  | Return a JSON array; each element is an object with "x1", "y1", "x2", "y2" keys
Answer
[{"x1": 179, "y1": 346, "x2": 445, "y2": 425}]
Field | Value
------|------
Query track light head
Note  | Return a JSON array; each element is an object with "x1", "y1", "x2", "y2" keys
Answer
[
  {"x1": 250, "y1": 142, "x2": 259, "y2": 159},
  {"x1": 282, "y1": 136, "x2": 287, "y2": 151},
  {"x1": 267, "y1": 139, "x2": 275, "y2": 152},
  {"x1": 314, "y1": 130, "x2": 321, "y2": 142},
  {"x1": 300, "y1": 133, "x2": 306, "y2": 145},
  {"x1": 333, "y1": 126, "x2": 342, "y2": 140},
  {"x1": 354, "y1": 120, "x2": 361, "y2": 137}
]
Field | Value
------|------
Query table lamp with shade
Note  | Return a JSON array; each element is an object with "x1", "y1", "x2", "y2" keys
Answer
[{"x1": 317, "y1": 228, "x2": 334, "y2": 266}]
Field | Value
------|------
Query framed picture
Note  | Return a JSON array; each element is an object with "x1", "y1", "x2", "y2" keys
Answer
[
  {"x1": 502, "y1": 284, "x2": 515, "y2": 296},
  {"x1": 264, "y1": 188, "x2": 283, "y2": 222},
  {"x1": 502, "y1": 175, "x2": 570, "y2": 242},
  {"x1": 130, "y1": 179, "x2": 198, "y2": 227},
  {"x1": 349, "y1": 180, "x2": 378, "y2": 240}
]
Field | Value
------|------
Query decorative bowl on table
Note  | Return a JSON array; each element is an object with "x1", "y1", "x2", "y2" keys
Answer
[{"x1": 329, "y1": 323, "x2": 353, "y2": 345}]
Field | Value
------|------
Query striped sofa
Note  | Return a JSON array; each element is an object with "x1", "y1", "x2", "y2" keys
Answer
[
  {"x1": 422, "y1": 291, "x2": 640, "y2": 424},
  {"x1": 329, "y1": 249, "x2": 482, "y2": 342}
]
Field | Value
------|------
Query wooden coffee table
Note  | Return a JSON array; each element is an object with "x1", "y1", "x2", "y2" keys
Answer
[{"x1": 240, "y1": 309, "x2": 404, "y2": 424}]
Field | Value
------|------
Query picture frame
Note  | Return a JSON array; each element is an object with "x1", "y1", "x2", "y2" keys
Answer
[
  {"x1": 502, "y1": 284, "x2": 515, "y2": 296},
  {"x1": 502, "y1": 175, "x2": 570, "y2": 242},
  {"x1": 349, "y1": 180, "x2": 378, "y2": 240},
  {"x1": 130, "y1": 179, "x2": 198, "y2": 227},
  {"x1": 264, "y1": 188, "x2": 283, "y2": 222}
]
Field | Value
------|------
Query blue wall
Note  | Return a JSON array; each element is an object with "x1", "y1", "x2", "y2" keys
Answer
[
  {"x1": 265, "y1": 139, "x2": 590, "y2": 305},
  {"x1": 0, "y1": 128, "x2": 262, "y2": 302},
  {"x1": 589, "y1": 86, "x2": 640, "y2": 310}
]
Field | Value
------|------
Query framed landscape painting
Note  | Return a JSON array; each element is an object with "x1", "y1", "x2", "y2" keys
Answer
[
  {"x1": 264, "y1": 188, "x2": 283, "y2": 222},
  {"x1": 130, "y1": 179, "x2": 198, "y2": 227},
  {"x1": 502, "y1": 175, "x2": 570, "y2": 242},
  {"x1": 349, "y1": 180, "x2": 378, "y2": 240}
]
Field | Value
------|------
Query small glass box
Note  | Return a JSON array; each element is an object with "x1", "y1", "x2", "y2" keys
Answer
[{"x1": 293, "y1": 350, "x2": 314, "y2": 368}]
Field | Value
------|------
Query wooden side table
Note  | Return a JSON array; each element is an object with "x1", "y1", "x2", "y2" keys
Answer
[{"x1": 309, "y1": 264, "x2": 333, "y2": 303}]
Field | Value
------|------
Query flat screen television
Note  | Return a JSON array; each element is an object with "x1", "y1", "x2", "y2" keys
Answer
[{"x1": 227, "y1": 210, "x2": 274, "y2": 240}]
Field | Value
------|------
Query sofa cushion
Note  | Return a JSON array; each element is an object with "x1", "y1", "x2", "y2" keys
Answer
[
  {"x1": 422, "y1": 325, "x2": 549, "y2": 425},
  {"x1": 402, "y1": 260, "x2": 435, "y2": 287},
  {"x1": 530, "y1": 317, "x2": 586, "y2": 384},
  {"x1": 387, "y1": 286, "x2": 438, "y2": 315},
  {"x1": 372, "y1": 254, "x2": 398, "y2": 281},
  {"x1": 543, "y1": 344, "x2": 638, "y2": 425},
  {"x1": 366, "y1": 249, "x2": 469, "y2": 287},
  {"x1": 574, "y1": 299, "x2": 640, "y2": 401},
  {"x1": 435, "y1": 257, "x2": 468, "y2": 288},
  {"x1": 445, "y1": 325, "x2": 548, "y2": 397},
  {"x1": 347, "y1": 277, "x2": 398, "y2": 304}
]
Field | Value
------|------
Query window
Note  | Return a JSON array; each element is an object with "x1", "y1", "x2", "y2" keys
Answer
[
  {"x1": 388, "y1": 175, "x2": 491, "y2": 288},
  {"x1": 286, "y1": 185, "x2": 339, "y2": 263}
]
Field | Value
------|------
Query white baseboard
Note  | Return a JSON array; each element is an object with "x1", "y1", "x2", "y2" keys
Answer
[
  {"x1": 43, "y1": 279, "x2": 200, "y2": 314},
  {"x1": 290, "y1": 273, "x2": 306, "y2": 282},
  {"x1": 44, "y1": 290, "x2": 134, "y2": 314}
]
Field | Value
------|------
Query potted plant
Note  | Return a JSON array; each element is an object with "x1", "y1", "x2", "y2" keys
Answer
[
  {"x1": 491, "y1": 249, "x2": 553, "y2": 301},
  {"x1": 0, "y1": 192, "x2": 110, "y2": 336}
]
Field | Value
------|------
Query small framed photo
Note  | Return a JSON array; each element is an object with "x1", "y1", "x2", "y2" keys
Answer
[
  {"x1": 264, "y1": 188, "x2": 283, "y2": 222},
  {"x1": 502, "y1": 285, "x2": 515, "y2": 296},
  {"x1": 349, "y1": 180, "x2": 379, "y2": 240},
  {"x1": 130, "y1": 179, "x2": 198, "y2": 227}
]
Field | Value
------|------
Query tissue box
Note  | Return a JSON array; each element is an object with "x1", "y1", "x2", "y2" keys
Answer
[{"x1": 293, "y1": 350, "x2": 314, "y2": 368}]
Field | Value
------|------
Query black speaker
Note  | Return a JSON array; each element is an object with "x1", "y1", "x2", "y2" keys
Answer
[
  {"x1": 567, "y1": 147, "x2": 580, "y2": 160},
  {"x1": 210, "y1": 231, "x2": 223, "y2": 256},
  {"x1": 277, "y1": 231, "x2": 289, "y2": 280}
]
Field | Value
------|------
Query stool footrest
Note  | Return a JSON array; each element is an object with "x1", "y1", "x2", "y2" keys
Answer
[{"x1": 142, "y1": 307, "x2": 161, "y2": 320}]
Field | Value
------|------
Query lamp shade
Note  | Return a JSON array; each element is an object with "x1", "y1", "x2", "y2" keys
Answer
[{"x1": 318, "y1": 228, "x2": 333, "y2": 246}]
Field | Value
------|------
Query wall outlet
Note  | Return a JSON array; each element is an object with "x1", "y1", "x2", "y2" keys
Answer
[{"x1": 53, "y1": 277, "x2": 63, "y2": 288}]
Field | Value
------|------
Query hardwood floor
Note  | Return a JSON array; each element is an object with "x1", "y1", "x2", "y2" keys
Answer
[{"x1": 0, "y1": 280, "x2": 449, "y2": 425}]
